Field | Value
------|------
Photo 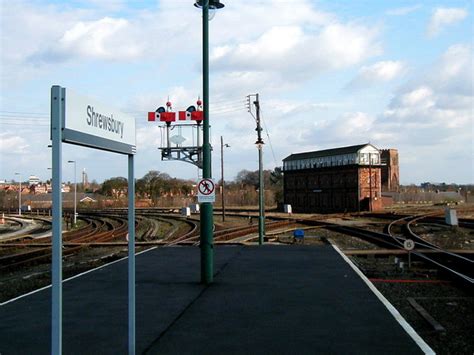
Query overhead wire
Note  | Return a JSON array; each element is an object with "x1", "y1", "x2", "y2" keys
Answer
[
  {"x1": 209, "y1": 97, "x2": 246, "y2": 105},
  {"x1": 259, "y1": 107, "x2": 278, "y2": 167},
  {"x1": 0, "y1": 112, "x2": 49, "y2": 127},
  {"x1": 0, "y1": 100, "x2": 249, "y2": 126},
  {"x1": 211, "y1": 108, "x2": 246, "y2": 116},
  {"x1": 0, "y1": 116, "x2": 48, "y2": 121},
  {"x1": 0, "y1": 110, "x2": 48, "y2": 116},
  {"x1": 211, "y1": 102, "x2": 246, "y2": 110}
]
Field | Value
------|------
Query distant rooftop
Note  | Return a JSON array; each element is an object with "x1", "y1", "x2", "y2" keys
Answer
[{"x1": 283, "y1": 143, "x2": 376, "y2": 161}]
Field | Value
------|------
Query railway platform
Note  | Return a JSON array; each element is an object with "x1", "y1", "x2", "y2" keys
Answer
[{"x1": 0, "y1": 245, "x2": 430, "y2": 354}]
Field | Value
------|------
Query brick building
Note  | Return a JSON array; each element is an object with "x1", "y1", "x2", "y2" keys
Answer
[
  {"x1": 283, "y1": 143, "x2": 387, "y2": 213},
  {"x1": 380, "y1": 149, "x2": 400, "y2": 192}
]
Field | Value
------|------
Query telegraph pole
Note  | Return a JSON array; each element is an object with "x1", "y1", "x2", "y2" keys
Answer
[{"x1": 249, "y1": 94, "x2": 265, "y2": 245}]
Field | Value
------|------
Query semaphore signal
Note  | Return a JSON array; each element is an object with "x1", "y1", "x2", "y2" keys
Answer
[{"x1": 147, "y1": 98, "x2": 205, "y2": 168}]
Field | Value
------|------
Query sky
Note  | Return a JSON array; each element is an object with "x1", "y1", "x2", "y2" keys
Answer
[{"x1": 0, "y1": 0, "x2": 473, "y2": 185}]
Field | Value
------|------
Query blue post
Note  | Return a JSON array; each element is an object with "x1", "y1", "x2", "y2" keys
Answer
[
  {"x1": 51, "y1": 85, "x2": 64, "y2": 355},
  {"x1": 128, "y1": 154, "x2": 135, "y2": 354}
]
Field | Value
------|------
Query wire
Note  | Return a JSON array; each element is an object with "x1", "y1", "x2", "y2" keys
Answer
[
  {"x1": 0, "y1": 119, "x2": 49, "y2": 126},
  {"x1": 211, "y1": 103, "x2": 246, "y2": 111},
  {"x1": 210, "y1": 97, "x2": 246, "y2": 105},
  {"x1": 0, "y1": 110, "x2": 48, "y2": 116},
  {"x1": 212, "y1": 109, "x2": 246, "y2": 116},
  {"x1": 211, "y1": 106, "x2": 246, "y2": 114},
  {"x1": 0, "y1": 118, "x2": 48, "y2": 122},
  {"x1": 260, "y1": 108, "x2": 279, "y2": 168}
]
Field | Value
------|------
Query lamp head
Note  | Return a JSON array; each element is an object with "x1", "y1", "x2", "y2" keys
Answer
[{"x1": 194, "y1": 0, "x2": 225, "y2": 9}]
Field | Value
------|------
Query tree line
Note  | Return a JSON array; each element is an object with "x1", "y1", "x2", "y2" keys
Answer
[{"x1": 98, "y1": 168, "x2": 283, "y2": 207}]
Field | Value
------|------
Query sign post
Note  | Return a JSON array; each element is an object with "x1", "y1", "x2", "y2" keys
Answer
[
  {"x1": 51, "y1": 86, "x2": 64, "y2": 355},
  {"x1": 50, "y1": 86, "x2": 136, "y2": 355},
  {"x1": 127, "y1": 154, "x2": 135, "y2": 354},
  {"x1": 197, "y1": 178, "x2": 216, "y2": 203},
  {"x1": 404, "y1": 239, "x2": 415, "y2": 269}
]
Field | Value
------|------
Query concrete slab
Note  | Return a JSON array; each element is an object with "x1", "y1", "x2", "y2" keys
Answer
[{"x1": 0, "y1": 245, "x2": 426, "y2": 354}]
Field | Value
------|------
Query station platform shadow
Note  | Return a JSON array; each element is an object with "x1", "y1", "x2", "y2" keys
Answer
[{"x1": 0, "y1": 245, "x2": 427, "y2": 354}]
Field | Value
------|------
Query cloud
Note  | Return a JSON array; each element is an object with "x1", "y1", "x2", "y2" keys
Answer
[
  {"x1": 376, "y1": 43, "x2": 473, "y2": 144},
  {"x1": 1, "y1": 0, "x2": 380, "y2": 92},
  {"x1": 429, "y1": 44, "x2": 473, "y2": 96},
  {"x1": 346, "y1": 60, "x2": 406, "y2": 90},
  {"x1": 0, "y1": 133, "x2": 30, "y2": 154},
  {"x1": 296, "y1": 43, "x2": 473, "y2": 182},
  {"x1": 427, "y1": 7, "x2": 468, "y2": 37},
  {"x1": 2, "y1": 0, "x2": 471, "y2": 183},
  {"x1": 299, "y1": 112, "x2": 376, "y2": 149},
  {"x1": 386, "y1": 5, "x2": 422, "y2": 16},
  {"x1": 31, "y1": 17, "x2": 143, "y2": 63},
  {"x1": 1, "y1": 1, "x2": 201, "y2": 71},
  {"x1": 210, "y1": 22, "x2": 382, "y2": 85},
  {"x1": 79, "y1": 0, "x2": 127, "y2": 12},
  {"x1": 211, "y1": 0, "x2": 335, "y2": 44}
]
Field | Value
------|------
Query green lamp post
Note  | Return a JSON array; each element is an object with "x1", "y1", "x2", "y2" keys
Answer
[{"x1": 194, "y1": 0, "x2": 225, "y2": 284}]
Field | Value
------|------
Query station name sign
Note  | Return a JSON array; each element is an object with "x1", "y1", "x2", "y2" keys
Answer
[
  {"x1": 86, "y1": 105, "x2": 125, "y2": 139},
  {"x1": 62, "y1": 88, "x2": 136, "y2": 155}
]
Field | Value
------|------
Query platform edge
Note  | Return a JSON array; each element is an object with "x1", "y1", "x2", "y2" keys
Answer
[{"x1": 331, "y1": 243, "x2": 435, "y2": 355}]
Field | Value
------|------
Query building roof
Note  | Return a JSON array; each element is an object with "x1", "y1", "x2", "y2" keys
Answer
[{"x1": 283, "y1": 143, "x2": 376, "y2": 161}]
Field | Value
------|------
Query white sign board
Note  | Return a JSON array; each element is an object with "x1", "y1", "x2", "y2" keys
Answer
[
  {"x1": 197, "y1": 178, "x2": 215, "y2": 203},
  {"x1": 403, "y1": 239, "x2": 415, "y2": 251},
  {"x1": 445, "y1": 208, "x2": 458, "y2": 226},
  {"x1": 63, "y1": 89, "x2": 136, "y2": 154}
]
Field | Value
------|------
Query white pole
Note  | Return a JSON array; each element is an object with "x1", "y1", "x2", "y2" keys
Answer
[
  {"x1": 74, "y1": 162, "x2": 77, "y2": 225},
  {"x1": 15, "y1": 173, "x2": 21, "y2": 215},
  {"x1": 19, "y1": 177, "x2": 21, "y2": 215},
  {"x1": 128, "y1": 154, "x2": 136, "y2": 354},
  {"x1": 51, "y1": 85, "x2": 64, "y2": 355},
  {"x1": 68, "y1": 160, "x2": 77, "y2": 226}
]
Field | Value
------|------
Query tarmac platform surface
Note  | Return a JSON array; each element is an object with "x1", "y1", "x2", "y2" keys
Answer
[{"x1": 0, "y1": 245, "x2": 427, "y2": 354}]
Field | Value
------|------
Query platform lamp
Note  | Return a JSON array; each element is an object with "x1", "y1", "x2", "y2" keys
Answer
[
  {"x1": 14, "y1": 172, "x2": 21, "y2": 216},
  {"x1": 67, "y1": 160, "x2": 77, "y2": 226},
  {"x1": 194, "y1": 0, "x2": 225, "y2": 285},
  {"x1": 220, "y1": 136, "x2": 230, "y2": 222}
]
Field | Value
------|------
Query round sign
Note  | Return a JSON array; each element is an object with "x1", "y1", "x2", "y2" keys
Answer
[
  {"x1": 403, "y1": 239, "x2": 415, "y2": 251},
  {"x1": 198, "y1": 179, "x2": 215, "y2": 195}
]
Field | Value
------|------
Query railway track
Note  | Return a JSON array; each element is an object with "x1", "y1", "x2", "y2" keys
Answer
[
  {"x1": 2, "y1": 209, "x2": 473, "y2": 289},
  {"x1": 0, "y1": 209, "x2": 212, "y2": 271},
  {"x1": 385, "y1": 213, "x2": 473, "y2": 287},
  {"x1": 291, "y1": 212, "x2": 474, "y2": 288},
  {"x1": 0, "y1": 216, "x2": 52, "y2": 242},
  {"x1": 0, "y1": 214, "x2": 130, "y2": 270}
]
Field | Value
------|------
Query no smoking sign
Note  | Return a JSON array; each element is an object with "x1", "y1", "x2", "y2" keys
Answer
[{"x1": 197, "y1": 178, "x2": 216, "y2": 203}]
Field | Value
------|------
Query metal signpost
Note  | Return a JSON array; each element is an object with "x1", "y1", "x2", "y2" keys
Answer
[
  {"x1": 50, "y1": 86, "x2": 136, "y2": 355},
  {"x1": 196, "y1": 0, "x2": 224, "y2": 285},
  {"x1": 198, "y1": 178, "x2": 216, "y2": 203},
  {"x1": 404, "y1": 239, "x2": 415, "y2": 269}
]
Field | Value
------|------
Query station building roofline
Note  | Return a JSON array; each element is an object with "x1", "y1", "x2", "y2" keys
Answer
[{"x1": 283, "y1": 143, "x2": 378, "y2": 161}]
